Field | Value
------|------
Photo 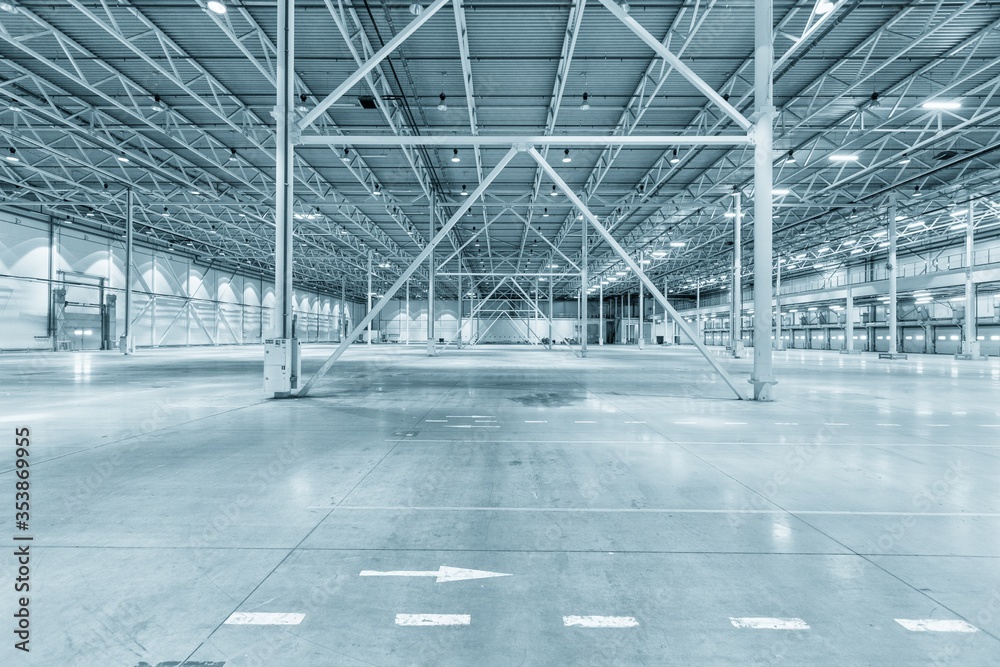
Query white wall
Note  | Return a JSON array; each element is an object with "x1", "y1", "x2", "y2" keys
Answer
[{"x1": 0, "y1": 210, "x2": 362, "y2": 350}]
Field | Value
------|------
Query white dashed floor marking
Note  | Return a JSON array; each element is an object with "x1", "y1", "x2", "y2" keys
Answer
[
  {"x1": 396, "y1": 614, "x2": 470, "y2": 627},
  {"x1": 730, "y1": 617, "x2": 810, "y2": 630},
  {"x1": 563, "y1": 616, "x2": 638, "y2": 628},
  {"x1": 224, "y1": 612, "x2": 304, "y2": 626},
  {"x1": 895, "y1": 619, "x2": 978, "y2": 633}
]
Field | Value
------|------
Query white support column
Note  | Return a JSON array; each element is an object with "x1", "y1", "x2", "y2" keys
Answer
[
  {"x1": 887, "y1": 193, "x2": 899, "y2": 355},
  {"x1": 405, "y1": 278, "x2": 410, "y2": 345},
  {"x1": 366, "y1": 253, "x2": 373, "y2": 346},
  {"x1": 751, "y1": 0, "x2": 776, "y2": 400},
  {"x1": 638, "y1": 251, "x2": 645, "y2": 349},
  {"x1": 845, "y1": 284, "x2": 855, "y2": 352},
  {"x1": 457, "y1": 262, "x2": 464, "y2": 350},
  {"x1": 732, "y1": 191, "x2": 743, "y2": 357},
  {"x1": 340, "y1": 277, "x2": 346, "y2": 341},
  {"x1": 268, "y1": 0, "x2": 298, "y2": 397},
  {"x1": 548, "y1": 267, "x2": 554, "y2": 349},
  {"x1": 427, "y1": 195, "x2": 436, "y2": 356},
  {"x1": 599, "y1": 282, "x2": 604, "y2": 345},
  {"x1": 581, "y1": 217, "x2": 588, "y2": 357},
  {"x1": 696, "y1": 280, "x2": 701, "y2": 345},
  {"x1": 774, "y1": 256, "x2": 782, "y2": 351},
  {"x1": 963, "y1": 195, "x2": 979, "y2": 358},
  {"x1": 123, "y1": 188, "x2": 134, "y2": 354}
]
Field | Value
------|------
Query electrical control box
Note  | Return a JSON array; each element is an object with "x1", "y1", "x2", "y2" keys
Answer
[{"x1": 264, "y1": 338, "x2": 300, "y2": 395}]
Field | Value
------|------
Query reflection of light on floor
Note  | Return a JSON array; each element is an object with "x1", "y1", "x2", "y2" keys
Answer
[{"x1": 73, "y1": 354, "x2": 92, "y2": 382}]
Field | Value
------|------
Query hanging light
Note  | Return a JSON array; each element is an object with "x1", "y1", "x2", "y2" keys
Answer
[
  {"x1": 207, "y1": 1, "x2": 227, "y2": 15},
  {"x1": 373, "y1": 183, "x2": 382, "y2": 197},
  {"x1": 670, "y1": 148, "x2": 680, "y2": 164},
  {"x1": 550, "y1": 185, "x2": 559, "y2": 196},
  {"x1": 460, "y1": 184, "x2": 468, "y2": 196},
  {"x1": 151, "y1": 94, "x2": 165, "y2": 112},
  {"x1": 580, "y1": 92, "x2": 590, "y2": 111},
  {"x1": 451, "y1": 148, "x2": 461, "y2": 163},
  {"x1": 5, "y1": 147, "x2": 18, "y2": 163},
  {"x1": 228, "y1": 148, "x2": 237, "y2": 162},
  {"x1": 784, "y1": 150, "x2": 796, "y2": 164},
  {"x1": 543, "y1": 208, "x2": 550, "y2": 218},
  {"x1": 437, "y1": 92, "x2": 448, "y2": 112},
  {"x1": 913, "y1": 185, "x2": 921, "y2": 198},
  {"x1": 562, "y1": 148, "x2": 572, "y2": 163}
]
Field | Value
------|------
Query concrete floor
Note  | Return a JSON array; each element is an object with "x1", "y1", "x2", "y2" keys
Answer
[{"x1": 1, "y1": 343, "x2": 999, "y2": 666}]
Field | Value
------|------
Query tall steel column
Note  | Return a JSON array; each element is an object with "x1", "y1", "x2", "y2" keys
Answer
[
  {"x1": 599, "y1": 282, "x2": 604, "y2": 345},
  {"x1": 268, "y1": 0, "x2": 297, "y2": 397},
  {"x1": 638, "y1": 252, "x2": 645, "y2": 349},
  {"x1": 548, "y1": 267, "x2": 554, "y2": 348},
  {"x1": 427, "y1": 195, "x2": 435, "y2": 355},
  {"x1": 964, "y1": 196, "x2": 978, "y2": 356},
  {"x1": 887, "y1": 193, "x2": 898, "y2": 355},
  {"x1": 366, "y1": 253, "x2": 373, "y2": 345},
  {"x1": 774, "y1": 256, "x2": 782, "y2": 351},
  {"x1": 696, "y1": 280, "x2": 701, "y2": 345},
  {"x1": 751, "y1": 0, "x2": 776, "y2": 399},
  {"x1": 405, "y1": 279, "x2": 410, "y2": 345},
  {"x1": 457, "y1": 263, "x2": 463, "y2": 349},
  {"x1": 340, "y1": 277, "x2": 345, "y2": 341},
  {"x1": 123, "y1": 188, "x2": 134, "y2": 354},
  {"x1": 581, "y1": 218, "x2": 588, "y2": 357},
  {"x1": 732, "y1": 192, "x2": 743, "y2": 355},
  {"x1": 845, "y1": 284, "x2": 855, "y2": 352}
]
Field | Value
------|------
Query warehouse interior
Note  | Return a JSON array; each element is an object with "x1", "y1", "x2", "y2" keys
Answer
[{"x1": 1, "y1": 0, "x2": 999, "y2": 664}]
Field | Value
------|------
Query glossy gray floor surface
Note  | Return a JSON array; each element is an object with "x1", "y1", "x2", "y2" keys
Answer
[{"x1": 1, "y1": 343, "x2": 999, "y2": 666}]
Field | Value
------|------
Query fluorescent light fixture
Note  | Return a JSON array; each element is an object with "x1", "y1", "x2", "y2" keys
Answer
[
  {"x1": 950, "y1": 223, "x2": 967, "y2": 230},
  {"x1": 616, "y1": 271, "x2": 627, "y2": 276},
  {"x1": 815, "y1": 1, "x2": 835, "y2": 15},
  {"x1": 878, "y1": 241, "x2": 890, "y2": 247},
  {"x1": 772, "y1": 188, "x2": 790, "y2": 196},
  {"x1": 117, "y1": 155, "x2": 130, "y2": 163},
  {"x1": 872, "y1": 230, "x2": 887, "y2": 238},
  {"x1": 639, "y1": 259, "x2": 651, "y2": 265},
  {"x1": 898, "y1": 158, "x2": 911, "y2": 165},
  {"x1": 829, "y1": 154, "x2": 859, "y2": 162},
  {"x1": 808, "y1": 307, "x2": 818, "y2": 312},
  {"x1": 670, "y1": 241, "x2": 686, "y2": 247},
  {"x1": 0, "y1": 1, "x2": 17, "y2": 13},
  {"x1": 850, "y1": 248, "x2": 864, "y2": 254},
  {"x1": 843, "y1": 239, "x2": 856, "y2": 245},
  {"x1": 950, "y1": 209, "x2": 968, "y2": 217},
  {"x1": 608, "y1": 277, "x2": 618, "y2": 282},
  {"x1": 818, "y1": 247, "x2": 831, "y2": 253},
  {"x1": 724, "y1": 212, "x2": 736, "y2": 218},
  {"x1": 650, "y1": 250, "x2": 667, "y2": 258},
  {"x1": 922, "y1": 100, "x2": 961, "y2": 110},
  {"x1": 206, "y1": 1, "x2": 227, "y2": 15}
]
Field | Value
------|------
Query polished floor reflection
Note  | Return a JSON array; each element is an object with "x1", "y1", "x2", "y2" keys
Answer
[{"x1": 1, "y1": 344, "x2": 998, "y2": 666}]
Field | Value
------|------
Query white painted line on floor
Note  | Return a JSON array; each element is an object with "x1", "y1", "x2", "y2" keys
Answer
[
  {"x1": 524, "y1": 420, "x2": 547, "y2": 423},
  {"x1": 730, "y1": 617, "x2": 809, "y2": 630},
  {"x1": 895, "y1": 619, "x2": 978, "y2": 633},
  {"x1": 564, "y1": 615, "x2": 639, "y2": 628},
  {"x1": 824, "y1": 423, "x2": 850, "y2": 426},
  {"x1": 773, "y1": 422, "x2": 799, "y2": 425},
  {"x1": 625, "y1": 421, "x2": 646, "y2": 424},
  {"x1": 927, "y1": 424, "x2": 951, "y2": 427},
  {"x1": 575, "y1": 420, "x2": 597, "y2": 424},
  {"x1": 425, "y1": 419, "x2": 448, "y2": 423},
  {"x1": 335, "y1": 506, "x2": 1000, "y2": 517},
  {"x1": 980, "y1": 424, "x2": 1000, "y2": 428},
  {"x1": 876, "y1": 423, "x2": 902, "y2": 427},
  {"x1": 952, "y1": 411, "x2": 968, "y2": 416},
  {"x1": 360, "y1": 565, "x2": 511, "y2": 583},
  {"x1": 475, "y1": 420, "x2": 498, "y2": 423},
  {"x1": 224, "y1": 612, "x2": 304, "y2": 626},
  {"x1": 443, "y1": 425, "x2": 501, "y2": 429},
  {"x1": 396, "y1": 614, "x2": 470, "y2": 627},
  {"x1": 446, "y1": 415, "x2": 495, "y2": 419},
  {"x1": 674, "y1": 421, "x2": 697, "y2": 425},
  {"x1": 724, "y1": 422, "x2": 748, "y2": 425}
]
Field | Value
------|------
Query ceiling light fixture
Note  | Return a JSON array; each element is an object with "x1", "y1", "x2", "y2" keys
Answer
[
  {"x1": 670, "y1": 241, "x2": 686, "y2": 248},
  {"x1": 922, "y1": 100, "x2": 961, "y2": 110},
  {"x1": 5, "y1": 147, "x2": 18, "y2": 163},
  {"x1": 542, "y1": 208, "x2": 549, "y2": 218},
  {"x1": 670, "y1": 148, "x2": 680, "y2": 164},
  {"x1": 117, "y1": 153, "x2": 130, "y2": 163},
  {"x1": 784, "y1": 150, "x2": 796, "y2": 164},
  {"x1": 562, "y1": 148, "x2": 572, "y2": 163},
  {"x1": 829, "y1": 154, "x2": 859, "y2": 162},
  {"x1": 550, "y1": 185, "x2": 559, "y2": 196},
  {"x1": 451, "y1": 148, "x2": 461, "y2": 163},
  {"x1": 228, "y1": 148, "x2": 237, "y2": 162},
  {"x1": 460, "y1": 184, "x2": 468, "y2": 196},
  {"x1": 207, "y1": 1, "x2": 227, "y2": 16},
  {"x1": 815, "y1": 1, "x2": 835, "y2": 15},
  {"x1": 772, "y1": 188, "x2": 790, "y2": 196},
  {"x1": 0, "y1": 2, "x2": 17, "y2": 14},
  {"x1": 913, "y1": 185, "x2": 921, "y2": 197},
  {"x1": 373, "y1": 183, "x2": 382, "y2": 197},
  {"x1": 437, "y1": 92, "x2": 448, "y2": 112},
  {"x1": 724, "y1": 211, "x2": 736, "y2": 218},
  {"x1": 151, "y1": 94, "x2": 164, "y2": 112},
  {"x1": 580, "y1": 92, "x2": 590, "y2": 111}
]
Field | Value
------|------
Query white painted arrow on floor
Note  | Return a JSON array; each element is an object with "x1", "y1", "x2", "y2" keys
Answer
[{"x1": 359, "y1": 565, "x2": 511, "y2": 583}]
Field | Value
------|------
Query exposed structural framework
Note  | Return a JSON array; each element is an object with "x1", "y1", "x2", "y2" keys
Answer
[{"x1": 269, "y1": 0, "x2": 779, "y2": 401}]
